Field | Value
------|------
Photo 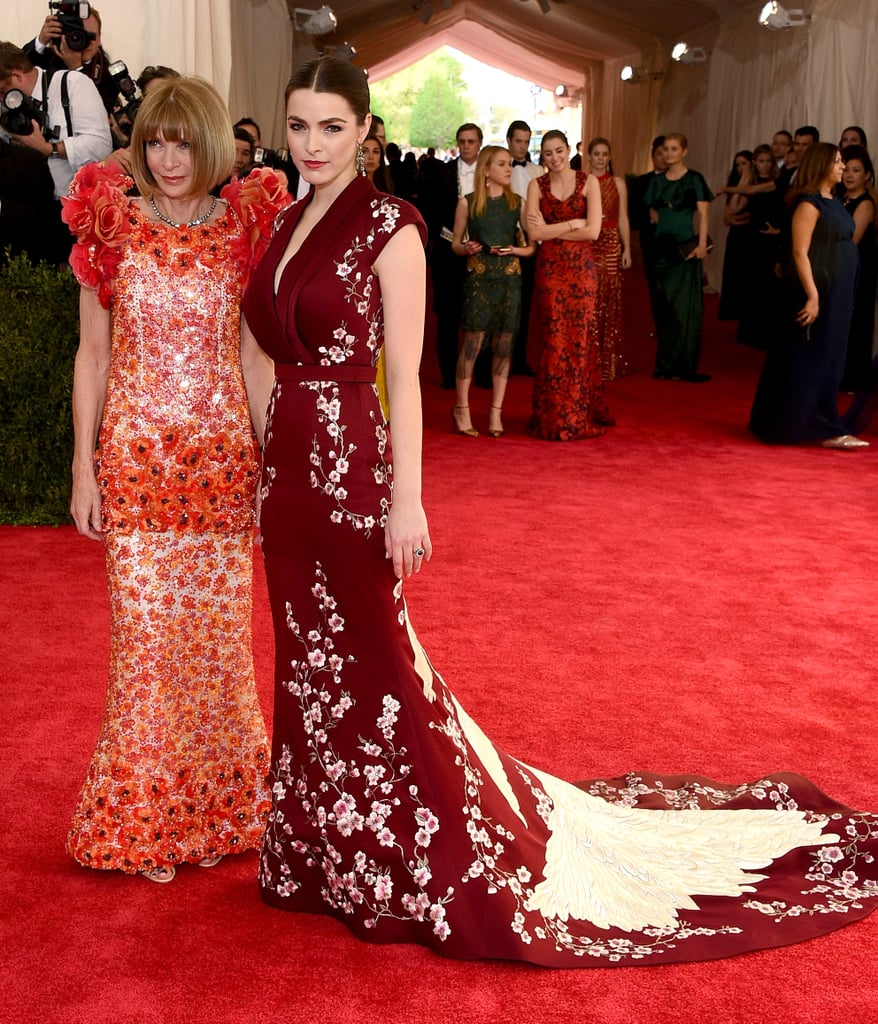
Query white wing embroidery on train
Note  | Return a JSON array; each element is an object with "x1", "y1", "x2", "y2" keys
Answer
[{"x1": 525, "y1": 768, "x2": 838, "y2": 932}]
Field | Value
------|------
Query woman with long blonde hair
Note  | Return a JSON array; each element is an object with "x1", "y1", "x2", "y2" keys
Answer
[{"x1": 451, "y1": 145, "x2": 533, "y2": 437}]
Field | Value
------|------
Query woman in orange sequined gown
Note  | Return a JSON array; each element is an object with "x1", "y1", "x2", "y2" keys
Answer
[
  {"x1": 63, "y1": 78, "x2": 290, "y2": 881},
  {"x1": 526, "y1": 130, "x2": 609, "y2": 441},
  {"x1": 587, "y1": 138, "x2": 631, "y2": 381}
]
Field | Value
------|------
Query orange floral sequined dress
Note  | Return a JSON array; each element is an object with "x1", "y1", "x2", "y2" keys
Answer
[
  {"x1": 62, "y1": 164, "x2": 290, "y2": 874},
  {"x1": 591, "y1": 172, "x2": 628, "y2": 381}
]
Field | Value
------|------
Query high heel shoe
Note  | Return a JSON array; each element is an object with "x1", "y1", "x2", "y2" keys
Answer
[
  {"x1": 487, "y1": 405, "x2": 504, "y2": 438},
  {"x1": 452, "y1": 405, "x2": 479, "y2": 437}
]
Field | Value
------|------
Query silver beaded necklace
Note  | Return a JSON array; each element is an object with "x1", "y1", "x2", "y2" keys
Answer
[{"x1": 149, "y1": 193, "x2": 219, "y2": 228}]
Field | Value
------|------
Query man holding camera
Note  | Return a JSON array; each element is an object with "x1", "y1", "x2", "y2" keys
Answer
[
  {"x1": 0, "y1": 41, "x2": 111, "y2": 200},
  {"x1": 23, "y1": 4, "x2": 117, "y2": 115}
]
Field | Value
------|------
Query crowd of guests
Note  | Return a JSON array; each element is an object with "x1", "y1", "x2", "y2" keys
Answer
[
  {"x1": 714, "y1": 125, "x2": 876, "y2": 448},
  {"x1": 2, "y1": 6, "x2": 874, "y2": 451}
]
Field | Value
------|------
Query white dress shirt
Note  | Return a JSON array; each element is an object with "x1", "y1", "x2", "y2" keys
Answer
[
  {"x1": 37, "y1": 66, "x2": 112, "y2": 197},
  {"x1": 510, "y1": 160, "x2": 543, "y2": 202},
  {"x1": 458, "y1": 158, "x2": 477, "y2": 197}
]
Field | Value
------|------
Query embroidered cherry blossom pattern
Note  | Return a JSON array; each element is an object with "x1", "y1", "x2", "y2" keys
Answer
[
  {"x1": 305, "y1": 382, "x2": 390, "y2": 535},
  {"x1": 260, "y1": 381, "x2": 281, "y2": 513},
  {"x1": 744, "y1": 813, "x2": 878, "y2": 922},
  {"x1": 587, "y1": 774, "x2": 802, "y2": 812},
  {"x1": 260, "y1": 564, "x2": 454, "y2": 939}
]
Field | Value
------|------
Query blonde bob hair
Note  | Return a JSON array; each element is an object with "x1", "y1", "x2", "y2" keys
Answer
[{"x1": 129, "y1": 76, "x2": 234, "y2": 197}]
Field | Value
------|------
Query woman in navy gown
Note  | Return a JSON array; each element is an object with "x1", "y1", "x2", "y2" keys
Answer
[
  {"x1": 242, "y1": 58, "x2": 878, "y2": 967},
  {"x1": 749, "y1": 144, "x2": 868, "y2": 448}
]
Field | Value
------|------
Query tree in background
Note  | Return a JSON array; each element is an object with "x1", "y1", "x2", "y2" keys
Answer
[{"x1": 370, "y1": 49, "x2": 475, "y2": 148}]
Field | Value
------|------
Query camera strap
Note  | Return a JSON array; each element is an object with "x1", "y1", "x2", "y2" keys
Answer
[{"x1": 43, "y1": 68, "x2": 73, "y2": 139}]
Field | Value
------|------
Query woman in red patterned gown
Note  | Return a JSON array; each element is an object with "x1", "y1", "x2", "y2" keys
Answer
[
  {"x1": 64, "y1": 78, "x2": 289, "y2": 882},
  {"x1": 587, "y1": 137, "x2": 632, "y2": 380},
  {"x1": 242, "y1": 58, "x2": 878, "y2": 967},
  {"x1": 526, "y1": 130, "x2": 611, "y2": 440}
]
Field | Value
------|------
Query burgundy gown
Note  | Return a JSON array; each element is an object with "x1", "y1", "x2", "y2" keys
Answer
[{"x1": 243, "y1": 175, "x2": 878, "y2": 967}]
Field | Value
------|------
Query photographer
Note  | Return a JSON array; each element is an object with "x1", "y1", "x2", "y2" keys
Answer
[
  {"x1": 23, "y1": 4, "x2": 117, "y2": 114},
  {"x1": 0, "y1": 42, "x2": 111, "y2": 207}
]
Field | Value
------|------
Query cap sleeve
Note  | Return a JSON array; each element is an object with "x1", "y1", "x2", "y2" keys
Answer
[
  {"x1": 367, "y1": 193, "x2": 428, "y2": 258},
  {"x1": 222, "y1": 166, "x2": 294, "y2": 286},
  {"x1": 61, "y1": 161, "x2": 135, "y2": 308}
]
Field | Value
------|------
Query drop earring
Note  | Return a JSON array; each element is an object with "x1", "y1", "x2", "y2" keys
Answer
[{"x1": 356, "y1": 143, "x2": 366, "y2": 176}]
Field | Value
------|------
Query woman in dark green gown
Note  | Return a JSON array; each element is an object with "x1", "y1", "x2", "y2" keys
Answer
[
  {"x1": 644, "y1": 133, "x2": 714, "y2": 382},
  {"x1": 450, "y1": 146, "x2": 534, "y2": 438}
]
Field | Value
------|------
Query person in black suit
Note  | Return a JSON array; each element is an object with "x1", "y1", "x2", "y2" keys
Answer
[
  {"x1": 628, "y1": 135, "x2": 666, "y2": 332},
  {"x1": 0, "y1": 138, "x2": 65, "y2": 264},
  {"x1": 417, "y1": 123, "x2": 482, "y2": 389}
]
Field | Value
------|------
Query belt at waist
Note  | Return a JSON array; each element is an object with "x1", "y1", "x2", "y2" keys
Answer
[{"x1": 274, "y1": 363, "x2": 377, "y2": 383}]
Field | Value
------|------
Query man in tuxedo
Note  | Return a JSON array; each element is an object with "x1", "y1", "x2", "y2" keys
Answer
[
  {"x1": 418, "y1": 122, "x2": 482, "y2": 389},
  {"x1": 506, "y1": 119, "x2": 542, "y2": 375}
]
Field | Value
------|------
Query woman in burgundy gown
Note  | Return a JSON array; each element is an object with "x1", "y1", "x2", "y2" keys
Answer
[
  {"x1": 242, "y1": 57, "x2": 878, "y2": 967},
  {"x1": 526, "y1": 130, "x2": 611, "y2": 440}
]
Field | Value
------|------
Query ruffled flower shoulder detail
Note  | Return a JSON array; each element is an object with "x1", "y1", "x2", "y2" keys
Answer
[
  {"x1": 222, "y1": 166, "x2": 293, "y2": 285},
  {"x1": 61, "y1": 161, "x2": 135, "y2": 308}
]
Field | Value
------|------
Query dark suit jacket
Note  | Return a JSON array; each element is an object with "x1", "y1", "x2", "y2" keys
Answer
[
  {"x1": 416, "y1": 157, "x2": 460, "y2": 244},
  {"x1": 0, "y1": 139, "x2": 66, "y2": 263}
]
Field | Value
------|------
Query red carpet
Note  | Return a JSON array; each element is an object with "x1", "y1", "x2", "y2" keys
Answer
[{"x1": 2, "y1": 275, "x2": 877, "y2": 1022}]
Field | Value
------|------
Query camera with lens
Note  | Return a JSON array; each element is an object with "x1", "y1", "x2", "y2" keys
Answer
[
  {"x1": 48, "y1": 1, "x2": 95, "y2": 53},
  {"x1": 107, "y1": 60, "x2": 141, "y2": 142},
  {"x1": 252, "y1": 146, "x2": 292, "y2": 172},
  {"x1": 0, "y1": 89, "x2": 51, "y2": 138}
]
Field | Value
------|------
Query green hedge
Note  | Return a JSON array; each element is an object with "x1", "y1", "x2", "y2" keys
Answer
[{"x1": 0, "y1": 253, "x2": 79, "y2": 525}]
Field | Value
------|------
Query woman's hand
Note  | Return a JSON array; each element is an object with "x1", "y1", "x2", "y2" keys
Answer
[
  {"x1": 70, "y1": 463, "x2": 103, "y2": 541},
  {"x1": 621, "y1": 248, "x2": 632, "y2": 269},
  {"x1": 385, "y1": 499, "x2": 432, "y2": 579},
  {"x1": 462, "y1": 239, "x2": 482, "y2": 255},
  {"x1": 797, "y1": 296, "x2": 819, "y2": 326},
  {"x1": 690, "y1": 243, "x2": 709, "y2": 260}
]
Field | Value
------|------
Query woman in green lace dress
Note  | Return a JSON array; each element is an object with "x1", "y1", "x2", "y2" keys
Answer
[{"x1": 451, "y1": 146, "x2": 534, "y2": 437}]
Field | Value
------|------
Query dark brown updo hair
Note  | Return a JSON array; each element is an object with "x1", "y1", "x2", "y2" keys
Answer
[
  {"x1": 540, "y1": 129, "x2": 569, "y2": 152},
  {"x1": 284, "y1": 56, "x2": 370, "y2": 123}
]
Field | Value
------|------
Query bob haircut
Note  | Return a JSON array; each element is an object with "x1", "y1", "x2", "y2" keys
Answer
[
  {"x1": 129, "y1": 76, "x2": 234, "y2": 197},
  {"x1": 664, "y1": 132, "x2": 688, "y2": 150},
  {"x1": 789, "y1": 142, "x2": 840, "y2": 205},
  {"x1": 285, "y1": 56, "x2": 370, "y2": 124}
]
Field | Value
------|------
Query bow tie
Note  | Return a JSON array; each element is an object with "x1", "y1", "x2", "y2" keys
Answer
[{"x1": 512, "y1": 159, "x2": 528, "y2": 167}]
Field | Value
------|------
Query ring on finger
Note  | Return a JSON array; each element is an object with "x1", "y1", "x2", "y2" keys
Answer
[{"x1": 414, "y1": 547, "x2": 425, "y2": 558}]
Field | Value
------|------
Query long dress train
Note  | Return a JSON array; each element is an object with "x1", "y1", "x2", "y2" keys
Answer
[{"x1": 243, "y1": 175, "x2": 878, "y2": 968}]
